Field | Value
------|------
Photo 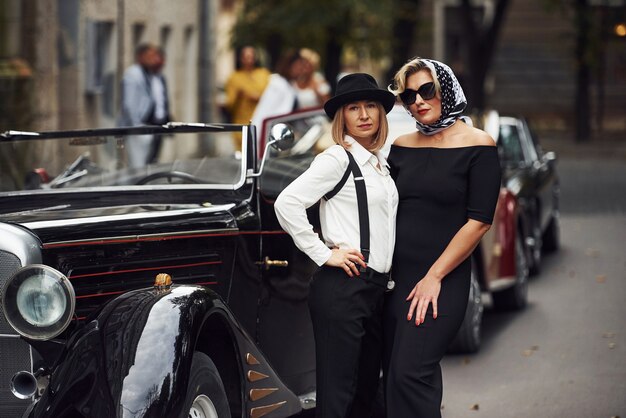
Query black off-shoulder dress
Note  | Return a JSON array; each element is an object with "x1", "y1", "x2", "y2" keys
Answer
[{"x1": 384, "y1": 145, "x2": 501, "y2": 418}]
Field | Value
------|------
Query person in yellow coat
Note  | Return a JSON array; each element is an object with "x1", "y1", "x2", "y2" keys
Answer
[{"x1": 224, "y1": 46, "x2": 271, "y2": 150}]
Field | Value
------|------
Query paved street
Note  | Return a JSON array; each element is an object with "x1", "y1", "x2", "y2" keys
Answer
[{"x1": 440, "y1": 156, "x2": 626, "y2": 418}]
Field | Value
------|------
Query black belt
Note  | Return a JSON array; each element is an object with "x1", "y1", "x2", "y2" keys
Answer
[{"x1": 360, "y1": 267, "x2": 390, "y2": 288}]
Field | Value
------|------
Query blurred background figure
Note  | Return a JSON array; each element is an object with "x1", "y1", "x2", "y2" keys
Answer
[
  {"x1": 118, "y1": 43, "x2": 171, "y2": 168},
  {"x1": 294, "y1": 48, "x2": 331, "y2": 109},
  {"x1": 147, "y1": 46, "x2": 172, "y2": 163},
  {"x1": 224, "y1": 46, "x2": 271, "y2": 151},
  {"x1": 251, "y1": 49, "x2": 305, "y2": 134}
]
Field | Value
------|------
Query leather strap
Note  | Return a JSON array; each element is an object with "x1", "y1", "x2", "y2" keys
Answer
[
  {"x1": 322, "y1": 148, "x2": 370, "y2": 269},
  {"x1": 323, "y1": 161, "x2": 352, "y2": 201},
  {"x1": 345, "y1": 150, "x2": 370, "y2": 270}
]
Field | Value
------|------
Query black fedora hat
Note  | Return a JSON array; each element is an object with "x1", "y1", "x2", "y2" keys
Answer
[{"x1": 324, "y1": 73, "x2": 396, "y2": 119}]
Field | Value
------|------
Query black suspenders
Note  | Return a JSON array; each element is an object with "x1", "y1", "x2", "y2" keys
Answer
[
  {"x1": 347, "y1": 151, "x2": 370, "y2": 271},
  {"x1": 323, "y1": 148, "x2": 395, "y2": 291},
  {"x1": 323, "y1": 149, "x2": 369, "y2": 267}
]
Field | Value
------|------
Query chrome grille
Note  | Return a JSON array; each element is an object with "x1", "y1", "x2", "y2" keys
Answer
[
  {"x1": 0, "y1": 250, "x2": 21, "y2": 334},
  {"x1": 0, "y1": 250, "x2": 32, "y2": 415},
  {"x1": 0, "y1": 337, "x2": 32, "y2": 414}
]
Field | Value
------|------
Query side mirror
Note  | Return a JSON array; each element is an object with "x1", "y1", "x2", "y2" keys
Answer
[
  {"x1": 248, "y1": 123, "x2": 295, "y2": 178},
  {"x1": 268, "y1": 123, "x2": 295, "y2": 152},
  {"x1": 543, "y1": 151, "x2": 557, "y2": 162}
]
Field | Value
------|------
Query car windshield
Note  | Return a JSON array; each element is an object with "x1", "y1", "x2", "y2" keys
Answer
[
  {"x1": 498, "y1": 123, "x2": 526, "y2": 165},
  {"x1": 0, "y1": 124, "x2": 248, "y2": 193}
]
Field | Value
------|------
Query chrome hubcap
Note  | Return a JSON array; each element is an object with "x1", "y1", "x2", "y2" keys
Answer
[{"x1": 189, "y1": 394, "x2": 218, "y2": 418}]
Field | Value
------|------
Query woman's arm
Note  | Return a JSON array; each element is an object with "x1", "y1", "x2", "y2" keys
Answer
[
  {"x1": 274, "y1": 149, "x2": 366, "y2": 276},
  {"x1": 406, "y1": 219, "x2": 490, "y2": 325},
  {"x1": 407, "y1": 142, "x2": 501, "y2": 325}
]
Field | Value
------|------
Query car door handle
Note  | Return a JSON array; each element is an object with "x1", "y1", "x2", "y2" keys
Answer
[{"x1": 256, "y1": 256, "x2": 289, "y2": 270}]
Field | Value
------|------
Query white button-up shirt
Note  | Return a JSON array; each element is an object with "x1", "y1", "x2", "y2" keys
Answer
[{"x1": 275, "y1": 137, "x2": 398, "y2": 273}]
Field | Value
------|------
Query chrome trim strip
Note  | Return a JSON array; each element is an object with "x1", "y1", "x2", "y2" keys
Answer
[
  {"x1": 21, "y1": 204, "x2": 236, "y2": 230},
  {"x1": 3, "y1": 183, "x2": 237, "y2": 196},
  {"x1": 247, "y1": 370, "x2": 269, "y2": 382},
  {"x1": 44, "y1": 228, "x2": 239, "y2": 246},
  {"x1": 0, "y1": 334, "x2": 22, "y2": 338},
  {"x1": 246, "y1": 353, "x2": 261, "y2": 365},
  {"x1": 235, "y1": 125, "x2": 250, "y2": 188},
  {"x1": 249, "y1": 388, "x2": 278, "y2": 402},
  {"x1": 0, "y1": 223, "x2": 42, "y2": 265},
  {"x1": 250, "y1": 401, "x2": 287, "y2": 418},
  {"x1": 488, "y1": 277, "x2": 516, "y2": 292}
]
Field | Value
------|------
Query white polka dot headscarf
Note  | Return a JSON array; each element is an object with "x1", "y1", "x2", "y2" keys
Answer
[{"x1": 414, "y1": 59, "x2": 467, "y2": 136}]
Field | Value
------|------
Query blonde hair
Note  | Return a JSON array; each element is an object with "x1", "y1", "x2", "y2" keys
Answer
[
  {"x1": 330, "y1": 102, "x2": 389, "y2": 152},
  {"x1": 388, "y1": 57, "x2": 440, "y2": 96},
  {"x1": 299, "y1": 48, "x2": 320, "y2": 69}
]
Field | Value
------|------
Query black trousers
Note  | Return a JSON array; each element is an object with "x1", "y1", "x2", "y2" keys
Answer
[
  {"x1": 308, "y1": 265, "x2": 386, "y2": 418},
  {"x1": 383, "y1": 261, "x2": 470, "y2": 418}
]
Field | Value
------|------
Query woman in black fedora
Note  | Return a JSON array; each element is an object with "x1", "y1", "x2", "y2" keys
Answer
[{"x1": 275, "y1": 73, "x2": 398, "y2": 418}]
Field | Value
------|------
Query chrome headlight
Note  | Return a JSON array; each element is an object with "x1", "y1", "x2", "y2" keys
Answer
[{"x1": 1, "y1": 265, "x2": 75, "y2": 340}]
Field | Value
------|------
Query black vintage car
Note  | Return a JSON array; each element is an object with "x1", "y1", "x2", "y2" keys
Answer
[
  {"x1": 497, "y1": 116, "x2": 560, "y2": 275},
  {"x1": 0, "y1": 114, "x2": 329, "y2": 418}
]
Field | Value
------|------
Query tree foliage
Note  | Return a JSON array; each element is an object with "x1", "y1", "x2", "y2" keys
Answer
[
  {"x1": 385, "y1": 0, "x2": 421, "y2": 84},
  {"x1": 544, "y1": 0, "x2": 602, "y2": 142},
  {"x1": 458, "y1": 0, "x2": 512, "y2": 111},
  {"x1": 231, "y1": 0, "x2": 392, "y2": 87}
]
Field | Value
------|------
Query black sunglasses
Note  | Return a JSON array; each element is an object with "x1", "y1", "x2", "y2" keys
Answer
[{"x1": 399, "y1": 82, "x2": 437, "y2": 105}]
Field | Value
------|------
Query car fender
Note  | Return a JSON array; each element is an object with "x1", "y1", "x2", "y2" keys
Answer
[
  {"x1": 496, "y1": 188, "x2": 518, "y2": 279},
  {"x1": 28, "y1": 285, "x2": 301, "y2": 418}
]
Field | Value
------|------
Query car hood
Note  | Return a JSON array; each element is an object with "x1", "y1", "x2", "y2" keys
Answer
[{"x1": 0, "y1": 202, "x2": 241, "y2": 244}]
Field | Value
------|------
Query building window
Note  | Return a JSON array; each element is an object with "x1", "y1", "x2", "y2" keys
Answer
[
  {"x1": 160, "y1": 25, "x2": 172, "y2": 51},
  {"x1": 132, "y1": 23, "x2": 146, "y2": 49},
  {"x1": 85, "y1": 20, "x2": 114, "y2": 95}
]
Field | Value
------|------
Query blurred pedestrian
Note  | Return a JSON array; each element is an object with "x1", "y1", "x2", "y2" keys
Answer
[
  {"x1": 118, "y1": 43, "x2": 170, "y2": 168},
  {"x1": 251, "y1": 49, "x2": 305, "y2": 136},
  {"x1": 224, "y1": 46, "x2": 271, "y2": 150},
  {"x1": 275, "y1": 73, "x2": 397, "y2": 418},
  {"x1": 384, "y1": 57, "x2": 501, "y2": 418},
  {"x1": 294, "y1": 48, "x2": 331, "y2": 109},
  {"x1": 146, "y1": 46, "x2": 172, "y2": 163}
]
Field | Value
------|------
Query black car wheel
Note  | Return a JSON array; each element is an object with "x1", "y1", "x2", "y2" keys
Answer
[
  {"x1": 543, "y1": 183, "x2": 560, "y2": 253},
  {"x1": 183, "y1": 352, "x2": 230, "y2": 418},
  {"x1": 493, "y1": 231, "x2": 529, "y2": 311},
  {"x1": 448, "y1": 261, "x2": 483, "y2": 353},
  {"x1": 542, "y1": 211, "x2": 560, "y2": 253},
  {"x1": 528, "y1": 222, "x2": 542, "y2": 276}
]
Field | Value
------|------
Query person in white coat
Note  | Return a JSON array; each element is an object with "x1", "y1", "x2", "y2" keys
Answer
[{"x1": 251, "y1": 49, "x2": 305, "y2": 136}]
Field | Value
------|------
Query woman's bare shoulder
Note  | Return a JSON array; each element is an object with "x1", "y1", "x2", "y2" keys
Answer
[
  {"x1": 464, "y1": 125, "x2": 496, "y2": 147},
  {"x1": 392, "y1": 131, "x2": 419, "y2": 147}
]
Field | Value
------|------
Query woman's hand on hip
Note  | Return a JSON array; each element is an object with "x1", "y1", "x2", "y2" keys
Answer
[
  {"x1": 406, "y1": 274, "x2": 442, "y2": 326},
  {"x1": 324, "y1": 248, "x2": 366, "y2": 277}
]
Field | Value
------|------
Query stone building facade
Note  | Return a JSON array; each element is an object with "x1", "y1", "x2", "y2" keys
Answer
[
  {"x1": 1, "y1": 0, "x2": 240, "y2": 132},
  {"x1": 2, "y1": 0, "x2": 624, "y2": 136}
]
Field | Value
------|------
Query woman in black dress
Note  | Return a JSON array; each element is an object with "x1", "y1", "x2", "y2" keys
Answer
[{"x1": 384, "y1": 58, "x2": 501, "y2": 417}]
